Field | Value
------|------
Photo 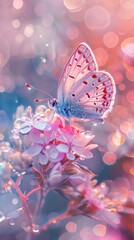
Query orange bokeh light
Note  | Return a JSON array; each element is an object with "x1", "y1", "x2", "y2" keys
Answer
[
  {"x1": 112, "y1": 131, "x2": 125, "y2": 147},
  {"x1": 65, "y1": 221, "x2": 77, "y2": 233},
  {"x1": 121, "y1": 37, "x2": 134, "y2": 57},
  {"x1": 84, "y1": 6, "x2": 110, "y2": 30},
  {"x1": 103, "y1": 32, "x2": 119, "y2": 48},
  {"x1": 103, "y1": 152, "x2": 117, "y2": 165},
  {"x1": 126, "y1": 68, "x2": 134, "y2": 81},
  {"x1": 127, "y1": 91, "x2": 134, "y2": 104}
]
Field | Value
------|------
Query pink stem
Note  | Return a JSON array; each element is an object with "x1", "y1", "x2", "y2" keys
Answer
[
  {"x1": 16, "y1": 175, "x2": 22, "y2": 186},
  {"x1": 33, "y1": 190, "x2": 41, "y2": 219},
  {"x1": 39, "y1": 211, "x2": 69, "y2": 231},
  {"x1": 25, "y1": 186, "x2": 42, "y2": 200},
  {"x1": 11, "y1": 179, "x2": 33, "y2": 232}
]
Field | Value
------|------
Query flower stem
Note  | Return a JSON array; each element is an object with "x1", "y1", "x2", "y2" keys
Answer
[
  {"x1": 10, "y1": 179, "x2": 33, "y2": 232},
  {"x1": 39, "y1": 211, "x2": 69, "y2": 231},
  {"x1": 33, "y1": 190, "x2": 41, "y2": 220},
  {"x1": 25, "y1": 186, "x2": 42, "y2": 200}
]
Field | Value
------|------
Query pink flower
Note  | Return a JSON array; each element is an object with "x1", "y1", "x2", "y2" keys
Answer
[
  {"x1": 26, "y1": 124, "x2": 97, "y2": 165},
  {"x1": 16, "y1": 106, "x2": 97, "y2": 165},
  {"x1": 25, "y1": 118, "x2": 64, "y2": 164},
  {"x1": 56, "y1": 125, "x2": 98, "y2": 160}
]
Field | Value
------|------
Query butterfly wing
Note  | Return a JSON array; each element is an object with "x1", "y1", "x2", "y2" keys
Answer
[
  {"x1": 64, "y1": 71, "x2": 116, "y2": 122},
  {"x1": 57, "y1": 42, "x2": 98, "y2": 102},
  {"x1": 57, "y1": 42, "x2": 116, "y2": 122}
]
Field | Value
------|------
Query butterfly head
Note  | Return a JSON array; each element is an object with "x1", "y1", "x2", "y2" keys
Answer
[{"x1": 48, "y1": 99, "x2": 57, "y2": 109}]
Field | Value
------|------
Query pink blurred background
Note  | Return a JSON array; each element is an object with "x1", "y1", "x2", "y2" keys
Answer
[{"x1": 0, "y1": 0, "x2": 134, "y2": 239}]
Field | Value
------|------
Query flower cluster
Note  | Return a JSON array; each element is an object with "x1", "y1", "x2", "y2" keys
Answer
[
  {"x1": 13, "y1": 105, "x2": 97, "y2": 166},
  {"x1": 0, "y1": 105, "x2": 133, "y2": 238}
]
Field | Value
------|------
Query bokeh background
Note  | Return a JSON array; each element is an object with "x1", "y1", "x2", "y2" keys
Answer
[{"x1": 0, "y1": 0, "x2": 134, "y2": 239}]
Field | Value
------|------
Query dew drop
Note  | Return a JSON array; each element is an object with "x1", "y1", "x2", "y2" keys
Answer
[
  {"x1": 50, "y1": 148, "x2": 59, "y2": 159},
  {"x1": 12, "y1": 198, "x2": 19, "y2": 205},
  {"x1": 100, "y1": 182, "x2": 106, "y2": 189},
  {"x1": 0, "y1": 211, "x2": 5, "y2": 222},
  {"x1": 10, "y1": 219, "x2": 15, "y2": 225},
  {"x1": 79, "y1": 156, "x2": 85, "y2": 161},
  {"x1": 27, "y1": 87, "x2": 32, "y2": 91},
  {"x1": 32, "y1": 225, "x2": 40, "y2": 233},
  {"x1": 114, "y1": 218, "x2": 120, "y2": 224},
  {"x1": 42, "y1": 58, "x2": 46, "y2": 63},
  {"x1": 84, "y1": 131, "x2": 92, "y2": 138},
  {"x1": 81, "y1": 131, "x2": 92, "y2": 138},
  {"x1": 20, "y1": 123, "x2": 31, "y2": 134},
  {"x1": 25, "y1": 83, "x2": 32, "y2": 91}
]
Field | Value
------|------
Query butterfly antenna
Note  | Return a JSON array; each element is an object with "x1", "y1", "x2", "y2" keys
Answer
[
  {"x1": 25, "y1": 83, "x2": 53, "y2": 99},
  {"x1": 34, "y1": 98, "x2": 51, "y2": 103}
]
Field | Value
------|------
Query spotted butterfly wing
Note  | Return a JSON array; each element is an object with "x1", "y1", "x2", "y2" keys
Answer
[
  {"x1": 57, "y1": 42, "x2": 116, "y2": 123},
  {"x1": 57, "y1": 43, "x2": 98, "y2": 102}
]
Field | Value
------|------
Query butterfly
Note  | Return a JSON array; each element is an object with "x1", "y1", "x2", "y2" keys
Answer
[
  {"x1": 25, "y1": 43, "x2": 115, "y2": 124},
  {"x1": 48, "y1": 42, "x2": 116, "y2": 123}
]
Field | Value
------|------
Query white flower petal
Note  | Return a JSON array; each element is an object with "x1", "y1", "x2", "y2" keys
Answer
[
  {"x1": 20, "y1": 123, "x2": 31, "y2": 134},
  {"x1": 56, "y1": 144, "x2": 69, "y2": 153},
  {"x1": 48, "y1": 173, "x2": 62, "y2": 186},
  {"x1": 39, "y1": 153, "x2": 48, "y2": 165},
  {"x1": 30, "y1": 129, "x2": 45, "y2": 144},
  {"x1": 25, "y1": 144, "x2": 43, "y2": 156},
  {"x1": 86, "y1": 144, "x2": 98, "y2": 150},
  {"x1": 33, "y1": 118, "x2": 47, "y2": 130},
  {"x1": 49, "y1": 147, "x2": 59, "y2": 159},
  {"x1": 66, "y1": 152, "x2": 75, "y2": 161},
  {"x1": 69, "y1": 174, "x2": 85, "y2": 186},
  {"x1": 72, "y1": 146, "x2": 93, "y2": 159}
]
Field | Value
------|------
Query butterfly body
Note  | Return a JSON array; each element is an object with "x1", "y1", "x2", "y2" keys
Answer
[
  {"x1": 49, "y1": 43, "x2": 116, "y2": 123},
  {"x1": 49, "y1": 99, "x2": 73, "y2": 118}
]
